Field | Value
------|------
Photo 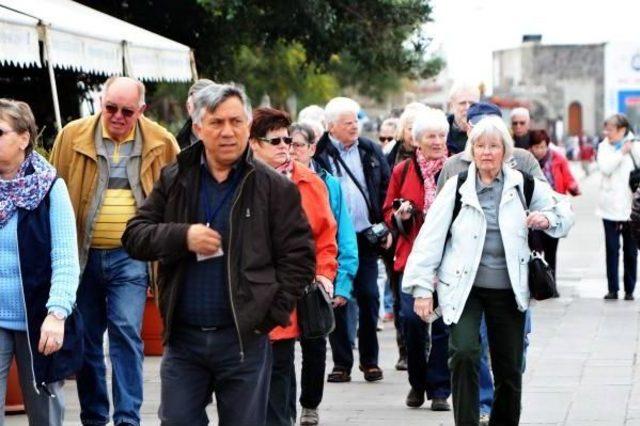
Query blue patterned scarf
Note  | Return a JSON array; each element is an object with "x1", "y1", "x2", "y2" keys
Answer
[{"x1": 0, "y1": 152, "x2": 57, "y2": 228}]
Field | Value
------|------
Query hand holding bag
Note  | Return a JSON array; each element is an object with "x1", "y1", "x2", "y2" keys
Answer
[{"x1": 297, "y1": 281, "x2": 335, "y2": 339}]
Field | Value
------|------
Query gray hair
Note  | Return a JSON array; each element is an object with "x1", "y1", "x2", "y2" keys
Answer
[
  {"x1": 0, "y1": 98, "x2": 37, "y2": 156},
  {"x1": 380, "y1": 117, "x2": 399, "y2": 133},
  {"x1": 102, "y1": 76, "x2": 146, "y2": 107},
  {"x1": 510, "y1": 107, "x2": 530, "y2": 121},
  {"x1": 192, "y1": 84, "x2": 252, "y2": 125},
  {"x1": 412, "y1": 108, "x2": 449, "y2": 142},
  {"x1": 395, "y1": 102, "x2": 430, "y2": 141},
  {"x1": 324, "y1": 97, "x2": 360, "y2": 126},
  {"x1": 464, "y1": 115, "x2": 514, "y2": 162},
  {"x1": 448, "y1": 81, "x2": 480, "y2": 102},
  {"x1": 289, "y1": 122, "x2": 315, "y2": 145},
  {"x1": 188, "y1": 78, "x2": 216, "y2": 97},
  {"x1": 298, "y1": 105, "x2": 326, "y2": 129}
]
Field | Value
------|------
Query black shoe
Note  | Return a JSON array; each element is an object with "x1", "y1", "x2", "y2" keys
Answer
[
  {"x1": 430, "y1": 397, "x2": 451, "y2": 411},
  {"x1": 625, "y1": 293, "x2": 635, "y2": 301},
  {"x1": 327, "y1": 368, "x2": 351, "y2": 383},
  {"x1": 395, "y1": 356, "x2": 408, "y2": 371},
  {"x1": 604, "y1": 292, "x2": 618, "y2": 300},
  {"x1": 405, "y1": 388, "x2": 425, "y2": 408},
  {"x1": 359, "y1": 365, "x2": 383, "y2": 382}
]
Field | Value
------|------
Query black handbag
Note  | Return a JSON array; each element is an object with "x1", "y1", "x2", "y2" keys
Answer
[
  {"x1": 516, "y1": 177, "x2": 558, "y2": 301},
  {"x1": 297, "y1": 281, "x2": 335, "y2": 339},
  {"x1": 629, "y1": 151, "x2": 640, "y2": 193}
]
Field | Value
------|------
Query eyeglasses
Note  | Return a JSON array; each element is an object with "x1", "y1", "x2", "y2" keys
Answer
[
  {"x1": 104, "y1": 104, "x2": 137, "y2": 118},
  {"x1": 258, "y1": 136, "x2": 293, "y2": 146},
  {"x1": 379, "y1": 136, "x2": 393, "y2": 143},
  {"x1": 291, "y1": 141, "x2": 310, "y2": 149},
  {"x1": 512, "y1": 121, "x2": 527, "y2": 126},
  {"x1": 0, "y1": 128, "x2": 16, "y2": 137}
]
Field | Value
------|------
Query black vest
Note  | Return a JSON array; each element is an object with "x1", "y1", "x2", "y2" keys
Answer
[{"x1": 17, "y1": 169, "x2": 83, "y2": 387}]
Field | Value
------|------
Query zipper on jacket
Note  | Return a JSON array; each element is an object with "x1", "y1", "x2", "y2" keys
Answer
[
  {"x1": 15, "y1": 227, "x2": 40, "y2": 395},
  {"x1": 227, "y1": 169, "x2": 254, "y2": 362}
]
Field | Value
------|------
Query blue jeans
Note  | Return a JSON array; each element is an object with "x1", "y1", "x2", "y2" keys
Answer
[
  {"x1": 479, "y1": 309, "x2": 532, "y2": 416},
  {"x1": 76, "y1": 248, "x2": 148, "y2": 426},
  {"x1": 399, "y1": 291, "x2": 451, "y2": 400},
  {"x1": 0, "y1": 328, "x2": 64, "y2": 425}
]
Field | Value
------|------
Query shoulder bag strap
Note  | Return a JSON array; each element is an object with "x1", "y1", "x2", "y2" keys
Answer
[{"x1": 333, "y1": 152, "x2": 374, "y2": 215}]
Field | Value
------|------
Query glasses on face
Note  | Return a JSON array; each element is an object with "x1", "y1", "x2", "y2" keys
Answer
[
  {"x1": 475, "y1": 143, "x2": 503, "y2": 152},
  {"x1": 379, "y1": 136, "x2": 393, "y2": 143},
  {"x1": 0, "y1": 128, "x2": 16, "y2": 138},
  {"x1": 512, "y1": 121, "x2": 526, "y2": 126},
  {"x1": 104, "y1": 103, "x2": 137, "y2": 118},
  {"x1": 291, "y1": 141, "x2": 310, "y2": 149},
  {"x1": 258, "y1": 136, "x2": 293, "y2": 146}
]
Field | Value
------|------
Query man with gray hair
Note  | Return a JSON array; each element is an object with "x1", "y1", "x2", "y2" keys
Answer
[
  {"x1": 122, "y1": 84, "x2": 315, "y2": 425},
  {"x1": 314, "y1": 96, "x2": 391, "y2": 383},
  {"x1": 510, "y1": 107, "x2": 532, "y2": 149},
  {"x1": 446, "y1": 82, "x2": 481, "y2": 155},
  {"x1": 176, "y1": 78, "x2": 217, "y2": 150},
  {"x1": 50, "y1": 75, "x2": 179, "y2": 426}
]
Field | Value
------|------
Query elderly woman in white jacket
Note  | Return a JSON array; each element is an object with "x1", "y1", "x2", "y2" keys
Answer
[
  {"x1": 403, "y1": 116, "x2": 574, "y2": 425},
  {"x1": 596, "y1": 113, "x2": 639, "y2": 300}
]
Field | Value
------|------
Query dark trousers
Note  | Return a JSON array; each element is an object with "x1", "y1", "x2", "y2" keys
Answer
[
  {"x1": 400, "y1": 291, "x2": 451, "y2": 399},
  {"x1": 603, "y1": 219, "x2": 638, "y2": 295},
  {"x1": 158, "y1": 326, "x2": 271, "y2": 426},
  {"x1": 449, "y1": 287, "x2": 525, "y2": 426},
  {"x1": 389, "y1": 269, "x2": 407, "y2": 359},
  {"x1": 267, "y1": 339, "x2": 296, "y2": 426},
  {"x1": 298, "y1": 337, "x2": 327, "y2": 409},
  {"x1": 539, "y1": 232, "x2": 559, "y2": 279},
  {"x1": 329, "y1": 252, "x2": 379, "y2": 371}
]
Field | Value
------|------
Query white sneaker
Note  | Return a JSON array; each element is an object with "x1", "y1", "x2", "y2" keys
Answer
[
  {"x1": 479, "y1": 412, "x2": 490, "y2": 426},
  {"x1": 300, "y1": 407, "x2": 319, "y2": 425}
]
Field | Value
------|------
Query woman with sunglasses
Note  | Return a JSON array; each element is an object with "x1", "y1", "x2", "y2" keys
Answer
[
  {"x1": 249, "y1": 107, "x2": 338, "y2": 426},
  {"x1": 0, "y1": 99, "x2": 81, "y2": 425}
]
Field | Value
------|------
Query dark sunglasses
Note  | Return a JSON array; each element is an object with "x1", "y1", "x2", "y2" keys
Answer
[
  {"x1": 258, "y1": 136, "x2": 293, "y2": 146},
  {"x1": 104, "y1": 104, "x2": 137, "y2": 118},
  {"x1": 379, "y1": 136, "x2": 393, "y2": 143},
  {"x1": 512, "y1": 121, "x2": 526, "y2": 126},
  {"x1": 0, "y1": 128, "x2": 16, "y2": 137}
]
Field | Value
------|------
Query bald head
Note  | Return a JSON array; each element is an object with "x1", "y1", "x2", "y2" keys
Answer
[{"x1": 101, "y1": 76, "x2": 146, "y2": 142}]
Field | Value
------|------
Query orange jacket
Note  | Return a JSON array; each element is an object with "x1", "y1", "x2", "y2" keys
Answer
[{"x1": 270, "y1": 162, "x2": 338, "y2": 341}]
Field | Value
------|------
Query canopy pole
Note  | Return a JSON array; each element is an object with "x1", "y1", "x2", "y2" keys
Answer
[
  {"x1": 122, "y1": 41, "x2": 132, "y2": 77},
  {"x1": 189, "y1": 50, "x2": 198, "y2": 81},
  {"x1": 39, "y1": 24, "x2": 62, "y2": 131}
]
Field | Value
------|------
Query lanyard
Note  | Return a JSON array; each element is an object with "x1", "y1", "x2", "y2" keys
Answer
[{"x1": 200, "y1": 167, "x2": 241, "y2": 227}]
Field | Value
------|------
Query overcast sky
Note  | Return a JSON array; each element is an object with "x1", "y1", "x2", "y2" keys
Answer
[{"x1": 425, "y1": 0, "x2": 640, "y2": 91}]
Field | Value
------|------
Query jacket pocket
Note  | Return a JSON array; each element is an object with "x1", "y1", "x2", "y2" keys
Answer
[{"x1": 243, "y1": 268, "x2": 276, "y2": 285}]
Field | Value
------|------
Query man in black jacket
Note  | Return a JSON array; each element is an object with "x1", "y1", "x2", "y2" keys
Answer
[
  {"x1": 122, "y1": 84, "x2": 316, "y2": 426},
  {"x1": 313, "y1": 96, "x2": 391, "y2": 383},
  {"x1": 175, "y1": 78, "x2": 216, "y2": 150},
  {"x1": 446, "y1": 81, "x2": 480, "y2": 155}
]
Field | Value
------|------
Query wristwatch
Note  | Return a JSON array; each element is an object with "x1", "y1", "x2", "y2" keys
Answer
[{"x1": 48, "y1": 310, "x2": 67, "y2": 320}]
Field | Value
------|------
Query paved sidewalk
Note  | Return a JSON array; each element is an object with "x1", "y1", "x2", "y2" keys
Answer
[{"x1": 6, "y1": 164, "x2": 640, "y2": 425}]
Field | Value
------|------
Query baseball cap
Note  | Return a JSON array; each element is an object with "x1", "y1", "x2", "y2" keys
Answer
[{"x1": 467, "y1": 102, "x2": 501, "y2": 125}]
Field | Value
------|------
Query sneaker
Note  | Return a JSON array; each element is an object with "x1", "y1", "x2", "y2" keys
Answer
[
  {"x1": 405, "y1": 387, "x2": 425, "y2": 408},
  {"x1": 395, "y1": 355, "x2": 408, "y2": 371},
  {"x1": 625, "y1": 293, "x2": 635, "y2": 301},
  {"x1": 300, "y1": 407, "x2": 319, "y2": 425},
  {"x1": 479, "y1": 412, "x2": 490, "y2": 426},
  {"x1": 604, "y1": 292, "x2": 618, "y2": 300},
  {"x1": 430, "y1": 397, "x2": 451, "y2": 411}
]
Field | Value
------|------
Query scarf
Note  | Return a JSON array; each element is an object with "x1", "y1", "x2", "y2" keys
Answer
[
  {"x1": 0, "y1": 152, "x2": 57, "y2": 228},
  {"x1": 415, "y1": 148, "x2": 447, "y2": 216},
  {"x1": 275, "y1": 153, "x2": 294, "y2": 179}
]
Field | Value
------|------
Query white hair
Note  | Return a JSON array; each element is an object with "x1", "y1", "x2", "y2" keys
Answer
[
  {"x1": 448, "y1": 81, "x2": 480, "y2": 102},
  {"x1": 412, "y1": 108, "x2": 450, "y2": 142},
  {"x1": 298, "y1": 105, "x2": 326, "y2": 129},
  {"x1": 299, "y1": 119, "x2": 325, "y2": 142},
  {"x1": 395, "y1": 102, "x2": 430, "y2": 141},
  {"x1": 324, "y1": 97, "x2": 360, "y2": 126},
  {"x1": 510, "y1": 107, "x2": 530, "y2": 120},
  {"x1": 464, "y1": 115, "x2": 514, "y2": 162}
]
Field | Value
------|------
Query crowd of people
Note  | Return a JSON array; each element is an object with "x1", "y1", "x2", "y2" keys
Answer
[{"x1": 2, "y1": 74, "x2": 640, "y2": 426}]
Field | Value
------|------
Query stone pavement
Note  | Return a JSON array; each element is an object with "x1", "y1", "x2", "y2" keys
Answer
[{"x1": 6, "y1": 163, "x2": 640, "y2": 425}]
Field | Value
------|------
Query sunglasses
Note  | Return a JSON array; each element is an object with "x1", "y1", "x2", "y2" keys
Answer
[
  {"x1": 104, "y1": 104, "x2": 137, "y2": 118},
  {"x1": 512, "y1": 121, "x2": 527, "y2": 126},
  {"x1": 0, "y1": 128, "x2": 16, "y2": 137},
  {"x1": 258, "y1": 136, "x2": 292, "y2": 146},
  {"x1": 379, "y1": 136, "x2": 393, "y2": 143}
]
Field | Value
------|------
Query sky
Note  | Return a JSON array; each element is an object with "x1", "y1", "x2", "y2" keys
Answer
[{"x1": 425, "y1": 0, "x2": 640, "y2": 92}]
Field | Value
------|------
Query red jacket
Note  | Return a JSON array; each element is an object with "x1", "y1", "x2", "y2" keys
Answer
[
  {"x1": 270, "y1": 162, "x2": 338, "y2": 341},
  {"x1": 382, "y1": 157, "x2": 426, "y2": 272},
  {"x1": 547, "y1": 150, "x2": 580, "y2": 195}
]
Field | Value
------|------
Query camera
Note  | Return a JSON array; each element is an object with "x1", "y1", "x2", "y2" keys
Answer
[
  {"x1": 363, "y1": 222, "x2": 390, "y2": 247},
  {"x1": 393, "y1": 198, "x2": 414, "y2": 214}
]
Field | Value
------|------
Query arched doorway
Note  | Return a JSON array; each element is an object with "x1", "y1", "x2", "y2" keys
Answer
[{"x1": 568, "y1": 102, "x2": 583, "y2": 136}]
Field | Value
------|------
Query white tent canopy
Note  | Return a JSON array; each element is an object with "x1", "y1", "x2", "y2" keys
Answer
[{"x1": 0, "y1": 0, "x2": 195, "y2": 81}]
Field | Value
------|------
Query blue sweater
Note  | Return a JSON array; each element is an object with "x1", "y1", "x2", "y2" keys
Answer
[
  {"x1": 316, "y1": 165, "x2": 359, "y2": 300},
  {"x1": 0, "y1": 179, "x2": 80, "y2": 331}
]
